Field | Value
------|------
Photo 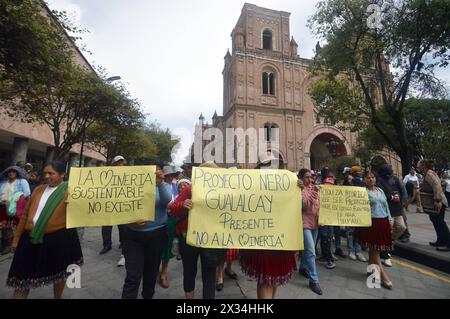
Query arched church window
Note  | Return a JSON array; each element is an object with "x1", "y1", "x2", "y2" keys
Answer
[
  {"x1": 263, "y1": 123, "x2": 278, "y2": 141},
  {"x1": 262, "y1": 72, "x2": 268, "y2": 95},
  {"x1": 262, "y1": 29, "x2": 272, "y2": 50},
  {"x1": 262, "y1": 72, "x2": 275, "y2": 95}
]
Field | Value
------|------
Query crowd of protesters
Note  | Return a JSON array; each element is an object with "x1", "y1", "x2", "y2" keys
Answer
[{"x1": 0, "y1": 156, "x2": 448, "y2": 299}]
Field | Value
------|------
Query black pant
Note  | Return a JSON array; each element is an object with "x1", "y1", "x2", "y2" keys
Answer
[
  {"x1": 102, "y1": 225, "x2": 125, "y2": 249},
  {"x1": 121, "y1": 226, "x2": 168, "y2": 299},
  {"x1": 179, "y1": 238, "x2": 218, "y2": 299},
  {"x1": 429, "y1": 205, "x2": 450, "y2": 247}
]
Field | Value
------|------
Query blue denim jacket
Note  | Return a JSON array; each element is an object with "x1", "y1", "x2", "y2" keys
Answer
[
  {"x1": 126, "y1": 182, "x2": 172, "y2": 232},
  {"x1": 0, "y1": 178, "x2": 31, "y2": 199}
]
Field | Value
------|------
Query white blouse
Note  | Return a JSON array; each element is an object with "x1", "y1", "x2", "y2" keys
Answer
[{"x1": 33, "y1": 185, "x2": 58, "y2": 224}]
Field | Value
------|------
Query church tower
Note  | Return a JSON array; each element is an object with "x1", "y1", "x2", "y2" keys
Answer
[
  {"x1": 221, "y1": 3, "x2": 307, "y2": 169},
  {"x1": 200, "y1": 3, "x2": 400, "y2": 173}
]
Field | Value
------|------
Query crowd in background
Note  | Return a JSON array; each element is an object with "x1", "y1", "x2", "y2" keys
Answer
[{"x1": 0, "y1": 157, "x2": 448, "y2": 299}]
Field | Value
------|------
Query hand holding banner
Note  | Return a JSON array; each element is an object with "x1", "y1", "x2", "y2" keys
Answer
[{"x1": 67, "y1": 166, "x2": 156, "y2": 228}]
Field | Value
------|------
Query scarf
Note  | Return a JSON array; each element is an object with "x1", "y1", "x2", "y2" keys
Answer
[{"x1": 30, "y1": 182, "x2": 68, "y2": 244}]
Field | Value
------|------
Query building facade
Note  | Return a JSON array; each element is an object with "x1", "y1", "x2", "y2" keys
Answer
[{"x1": 196, "y1": 3, "x2": 401, "y2": 173}]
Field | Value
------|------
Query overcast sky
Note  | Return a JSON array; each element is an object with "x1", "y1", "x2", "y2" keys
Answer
[{"x1": 46, "y1": 0, "x2": 449, "y2": 165}]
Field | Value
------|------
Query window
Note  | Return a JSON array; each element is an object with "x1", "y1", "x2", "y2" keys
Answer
[
  {"x1": 262, "y1": 29, "x2": 272, "y2": 50},
  {"x1": 262, "y1": 72, "x2": 275, "y2": 95},
  {"x1": 262, "y1": 73, "x2": 268, "y2": 95},
  {"x1": 264, "y1": 124, "x2": 271, "y2": 141},
  {"x1": 263, "y1": 123, "x2": 278, "y2": 141},
  {"x1": 315, "y1": 115, "x2": 321, "y2": 124},
  {"x1": 269, "y1": 73, "x2": 275, "y2": 95}
]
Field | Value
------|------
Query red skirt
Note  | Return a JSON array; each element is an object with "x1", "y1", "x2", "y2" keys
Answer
[
  {"x1": 355, "y1": 218, "x2": 393, "y2": 252},
  {"x1": 239, "y1": 249, "x2": 297, "y2": 287},
  {"x1": 226, "y1": 249, "x2": 239, "y2": 263}
]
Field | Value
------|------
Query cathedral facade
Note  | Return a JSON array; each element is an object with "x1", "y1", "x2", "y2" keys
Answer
[{"x1": 195, "y1": 3, "x2": 400, "y2": 173}]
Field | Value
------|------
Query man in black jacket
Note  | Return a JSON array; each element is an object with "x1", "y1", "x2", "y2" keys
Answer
[{"x1": 376, "y1": 165, "x2": 408, "y2": 266}]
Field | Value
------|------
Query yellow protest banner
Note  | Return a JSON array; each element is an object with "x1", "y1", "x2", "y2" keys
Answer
[
  {"x1": 187, "y1": 167, "x2": 303, "y2": 251},
  {"x1": 318, "y1": 185, "x2": 371, "y2": 227},
  {"x1": 67, "y1": 166, "x2": 156, "y2": 228}
]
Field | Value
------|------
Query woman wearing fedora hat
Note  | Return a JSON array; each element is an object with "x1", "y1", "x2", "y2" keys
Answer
[{"x1": 0, "y1": 166, "x2": 31, "y2": 255}]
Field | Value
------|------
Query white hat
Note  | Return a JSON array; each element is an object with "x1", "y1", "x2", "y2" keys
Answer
[
  {"x1": 342, "y1": 167, "x2": 351, "y2": 175},
  {"x1": 177, "y1": 178, "x2": 191, "y2": 187},
  {"x1": 112, "y1": 155, "x2": 125, "y2": 164}
]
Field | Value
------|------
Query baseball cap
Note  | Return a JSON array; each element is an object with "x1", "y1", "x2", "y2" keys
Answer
[{"x1": 112, "y1": 155, "x2": 125, "y2": 164}]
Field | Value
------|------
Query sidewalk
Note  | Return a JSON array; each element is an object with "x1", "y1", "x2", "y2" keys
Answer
[
  {"x1": 393, "y1": 205, "x2": 450, "y2": 274},
  {"x1": 1, "y1": 226, "x2": 449, "y2": 299}
]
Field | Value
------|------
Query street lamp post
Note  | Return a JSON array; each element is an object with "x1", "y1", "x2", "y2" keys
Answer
[{"x1": 78, "y1": 75, "x2": 121, "y2": 167}]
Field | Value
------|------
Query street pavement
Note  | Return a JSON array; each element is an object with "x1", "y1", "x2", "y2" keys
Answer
[
  {"x1": 1, "y1": 220, "x2": 449, "y2": 299},
  {"x1": 394, "y1": 205, "x2": 450, "y2": 273}
]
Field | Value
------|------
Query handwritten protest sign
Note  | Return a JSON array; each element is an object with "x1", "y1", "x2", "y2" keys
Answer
[
  {"x1": 318, "y1": 185, "x2": 371, "y2": 227},
  {"x1": 67, "y1": 166, "x2": 156, "y2": 228},
  {"x1": 187, "y1": 167, "x2": 303, "y2": 251}
]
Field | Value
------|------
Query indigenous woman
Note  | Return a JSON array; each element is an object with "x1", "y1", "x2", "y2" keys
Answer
[
  {"x1": 169, "y1": 162, "x2": 225, "y2": 299},
  {"x1": 297, "y1": 168, "x2": 322, "y2": 295},
  {"x1": 355, "y1": 171, "x2": 394, "y2": 290},
  {"x1": 0, "y1": 166, "x2": 30, "y2": 255},
  {"x1": 238, "y1": 159, "x2": 297, "y2": 299},
  {"x1": 7, "y1": 161, "x2": 83, "y2": 298}
]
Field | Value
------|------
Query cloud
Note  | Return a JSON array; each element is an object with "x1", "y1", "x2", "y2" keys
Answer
[
  {"x1": 42, "y1": 1, "x2": 322, "y2": 165},
  {"x1": 47, "y1": 0, "x2": 82, "y2": 24}
]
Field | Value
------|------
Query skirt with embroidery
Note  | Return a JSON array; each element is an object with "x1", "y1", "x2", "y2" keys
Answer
[
  {"x1": 239, "y1": 249, "x2": 297, "y2": 287},
  {"x1": 7, "y1": 228, "x2": 83, "y2": 291},
  {"x1": 355, "y1": 218, "x2": 394, "y2": 252}
]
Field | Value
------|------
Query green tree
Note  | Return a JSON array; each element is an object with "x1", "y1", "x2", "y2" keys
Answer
[
  {"x1": 142, "y1": 122, "x2": 179, "y2": 164},
  {"x1": 85, "y1": 85, "x2": 158, "y2": 164},
  {"x1": 358, "y1": 99, "x2": 450, "y2": 172},
  {"x1": 0, "y1": 0, "x2": 85, "y2": 97},
  {"x1": 1, "y1": 1, "x2": 125, "y2": 160},
  {"x1": 308, "y1": 0, "x2": 450, "y2": 175}
]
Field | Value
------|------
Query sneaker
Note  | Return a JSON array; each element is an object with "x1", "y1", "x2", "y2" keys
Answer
[
  {"x1": 335, "y1": 248, "x2": 347, "y2": 258},
  {"x1": 383, "y1": 258, "x2": 393, "y2": 267},
  {"x1": 117, "y1": 254, "x2": 125, "y2": 267},
  {"x1": 299, "y1": 268, "x2": 310, "y2": 279},
  {"x1": 325, "y1": 261, "x2": 336, "y2": 269},
  {"x1": 308, "y1": 282, "x2": 323, "y2": 295},
  {"x1": 348, "y1": 251, "x2": 357, "y2": 261},
  {"x1": 331, "y1": 254, "x2": 339, "y2": 261},
  {"x1": 356, "y1": 252, "x2": 367, "y2": 262}
]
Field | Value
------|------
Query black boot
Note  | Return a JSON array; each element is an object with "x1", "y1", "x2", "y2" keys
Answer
[{"x1": 309, "y1": 282, "x2": 323, "y2": 295}]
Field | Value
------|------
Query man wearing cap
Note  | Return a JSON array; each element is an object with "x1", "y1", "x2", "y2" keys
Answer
[
  {"x1": 99, "y1": 156, "x2": 126, "y2": 267},
  {"x1": 350, "y1": 166, "x2": 364, "y2": 187},
  {"x1": 24, "y1": 163, "x2": 33, "y2": 179}
]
